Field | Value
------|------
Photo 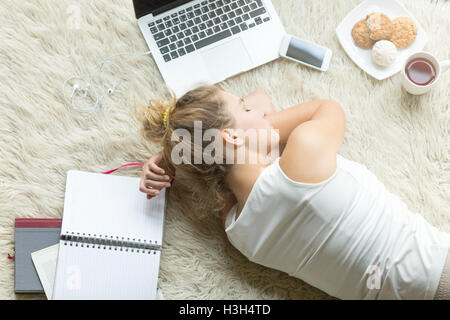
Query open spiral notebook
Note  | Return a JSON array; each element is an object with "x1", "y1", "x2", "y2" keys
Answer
[{"x1": 52, "y1": 170, "x2": 166, "y2": 300}]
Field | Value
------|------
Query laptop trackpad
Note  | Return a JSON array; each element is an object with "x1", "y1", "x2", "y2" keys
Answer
[{"x1": 201, "y1": 38, "x2": 252, "y2": 82}]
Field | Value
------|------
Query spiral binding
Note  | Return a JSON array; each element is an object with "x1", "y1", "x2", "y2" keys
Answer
[{"x1": 61, "y1": 231, "x2": 161, "y2": 254}]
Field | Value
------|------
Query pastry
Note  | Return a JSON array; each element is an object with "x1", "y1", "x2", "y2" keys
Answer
[
  {"x1": 352, "y1": 17, "x2": 376, "y2": 49},
  {"x1": 390, "y1": 17, "x2": 418, "y2": 48},
  {"x1": 366, "y1": 12, "x2": 394, "y2": 41}
]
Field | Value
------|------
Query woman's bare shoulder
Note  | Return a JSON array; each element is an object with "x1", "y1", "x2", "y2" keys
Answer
[{"x1": 279, "y1": 125, "x2": 337, "y2": 184}]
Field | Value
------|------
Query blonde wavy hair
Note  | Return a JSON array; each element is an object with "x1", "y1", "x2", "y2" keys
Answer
[{"x1": 136, "y1": 85, "x2": 235, "y2": 221}]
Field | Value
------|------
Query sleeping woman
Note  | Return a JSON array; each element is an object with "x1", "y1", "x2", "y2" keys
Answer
[{"x1": 137, "y1": 85, "x2": 450, "y2": 300}]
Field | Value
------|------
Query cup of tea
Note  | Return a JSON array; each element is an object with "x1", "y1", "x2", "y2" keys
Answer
[{"x1": 401, "y1": 51, "x2": 450, "y2": 95}]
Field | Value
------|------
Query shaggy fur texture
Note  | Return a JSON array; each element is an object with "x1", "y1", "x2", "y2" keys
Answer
[{"x1": 0, "y1": 0, "x2": 448, "y2": 300}]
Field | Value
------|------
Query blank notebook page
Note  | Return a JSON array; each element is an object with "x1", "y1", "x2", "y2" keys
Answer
[
  {"x1": 53, "y1": 243, "x2": 160, "y2": 299},
  {"x1": 61, "y1": 170, "x2": 166, "y2": 244}
]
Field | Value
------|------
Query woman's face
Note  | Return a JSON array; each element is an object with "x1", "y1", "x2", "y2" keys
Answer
[
  {"x1": 219, "y1": 90, "x2": 272, "y2": 131},
  {"x1": 219, "y1": 90, "x2": 279, "y2": 156}
]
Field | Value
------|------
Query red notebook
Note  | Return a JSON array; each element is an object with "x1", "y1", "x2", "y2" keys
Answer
[
  {"x1": 15, "y1": 218, "x2": 62, "y2": 228},
  {"x1": 14, "y1": 218, "x2": 62, "y2": 293}
]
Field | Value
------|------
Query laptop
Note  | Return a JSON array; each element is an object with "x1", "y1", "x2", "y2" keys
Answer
[{"x1": 133, "y1": 0, "x2": 286, "y2": 97}]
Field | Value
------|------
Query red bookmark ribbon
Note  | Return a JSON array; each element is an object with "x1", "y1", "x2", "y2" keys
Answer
[
  {"x1": 102, "y1": 163, "x2": 144, "y2": 175},
  {"x1": 102, "y1": 162, "x2": 175, "y2": 184}
]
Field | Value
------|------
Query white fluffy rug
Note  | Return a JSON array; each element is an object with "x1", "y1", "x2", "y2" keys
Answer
[{"x1": 0, "y1": 0, "x2": 449, "y2": 300}]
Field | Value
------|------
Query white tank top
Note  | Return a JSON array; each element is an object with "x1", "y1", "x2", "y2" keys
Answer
[{"x1": 225, "y1": 154, "x2": 450, "y2": 299}]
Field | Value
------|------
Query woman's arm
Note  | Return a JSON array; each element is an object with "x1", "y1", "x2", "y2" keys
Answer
[
  {"x1": 265, "y1": 99, "x2": 340, "y2": 146},
  {"x1": 244, "y1": 93, "x2": 339, "y2": 148},
  {"x1": 279, "y1": 100, "x2": 346, "y2": 184}
]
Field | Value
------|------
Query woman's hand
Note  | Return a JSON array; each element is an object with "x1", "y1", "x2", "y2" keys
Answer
[{"x1": 139, "y1": 151, "x2": 174, "y2": 199}]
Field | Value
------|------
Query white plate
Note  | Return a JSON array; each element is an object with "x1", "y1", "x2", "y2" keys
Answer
[{"x1": 336, "y1": 0, "x2": 428, "y2": 80}]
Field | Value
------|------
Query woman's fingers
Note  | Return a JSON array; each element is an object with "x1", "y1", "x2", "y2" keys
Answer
[
  {"x1": 140, "y1": 151, "x2": 175, "y2": 200},
  {"x1": 139, "y1": 181, "x2": 161, "y2": 196},
  {"x1": 144, "y1": 152, "x2": 172, "y2": 180},
  {"x1": 140, "y1": 185, "x2": 160, "y2": 196},
  {"x1": 147, "y1": 153, "x2": 165, "y2": 173},
  {"x1": 144, "y1": 170, "x2": 172, "y2": 182},
  {"x1": 139, "y1": 178, "x2": 171, "y2": 197},
  {"x1": 144, "y1": 179, "x2": 171, "y2": 190}
]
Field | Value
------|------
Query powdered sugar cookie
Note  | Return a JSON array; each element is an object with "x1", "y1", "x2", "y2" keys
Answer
[
  {"x1": 352, "y1": 18, "x2": 375, "y2": 49},
  {"x1": 390, "y1": 17, "x2": 418, "y2": 48},
  {"x1": 366, "y1": 12, "x2": 393, "y2": 41}
]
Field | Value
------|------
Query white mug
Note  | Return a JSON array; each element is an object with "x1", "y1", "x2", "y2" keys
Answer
[{"x1": 401, "y1": 51, "x2": 450, "y2": 95}]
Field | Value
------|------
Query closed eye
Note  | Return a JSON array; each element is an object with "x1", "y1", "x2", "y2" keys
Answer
[{"x1": 240, "y1": 98, "x2": 251, "y2": 112}]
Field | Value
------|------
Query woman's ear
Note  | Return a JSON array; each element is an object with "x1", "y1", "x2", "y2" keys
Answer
[{"x1": 222, "y1": 128, "x2": 244, "y2": 147}]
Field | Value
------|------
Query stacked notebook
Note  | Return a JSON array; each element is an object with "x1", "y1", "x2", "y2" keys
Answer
[
  {"x1": 14, "y1": 218, "x2": 61, "y2": 294},
  {"x1": 14, "y1": 170, "x2": 167, "y2": 300}
]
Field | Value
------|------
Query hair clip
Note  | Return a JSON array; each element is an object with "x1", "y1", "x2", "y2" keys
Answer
[{"x1": 162, "y1": 107, "x2": 170, "y2": 127}]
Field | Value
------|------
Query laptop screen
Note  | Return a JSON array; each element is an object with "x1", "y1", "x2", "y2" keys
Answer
[{"x1": 133, "y1": 0, "x2": 192, "y2": 19}]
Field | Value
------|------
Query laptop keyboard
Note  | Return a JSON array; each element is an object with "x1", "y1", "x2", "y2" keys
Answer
[{"x1": 148, "y1": 0, "x2": 271, "y2": 62}]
